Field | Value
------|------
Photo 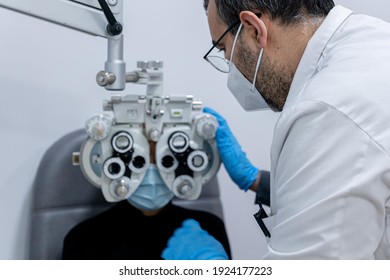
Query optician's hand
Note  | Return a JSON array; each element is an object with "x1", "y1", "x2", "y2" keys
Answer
[
  {"x1": 161, "y1": 219, "x2": 228, "y2": 260},
  {"x1": 203, "y1": 107, "x2": 259, "y2": 191}
]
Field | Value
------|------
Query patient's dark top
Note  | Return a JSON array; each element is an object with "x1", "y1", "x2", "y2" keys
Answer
[{"x1": 62, "y1": 201, "x2": 231, "y2": 260}]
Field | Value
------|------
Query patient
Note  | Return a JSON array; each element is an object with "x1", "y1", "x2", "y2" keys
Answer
[{"x1": 62, "y1": 142, "x2": 231, "y2": 260}]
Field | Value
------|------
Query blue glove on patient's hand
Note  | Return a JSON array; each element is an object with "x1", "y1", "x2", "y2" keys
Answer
[
  {"x1": 203, "y1": 107, "x2": 259, "y2": 191},
  {"x1": 161, "y1": 219, "x2": 228, "y2": 260}
]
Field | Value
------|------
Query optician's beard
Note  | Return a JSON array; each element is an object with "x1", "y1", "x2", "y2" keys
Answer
[{"x1": 236, "y1": 40, "x2": 293, "y2": 112}]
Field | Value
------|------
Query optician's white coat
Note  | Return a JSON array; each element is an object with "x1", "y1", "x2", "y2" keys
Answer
[{"x1": 264, "y1": 5, "x2": 390, "y2": 259}]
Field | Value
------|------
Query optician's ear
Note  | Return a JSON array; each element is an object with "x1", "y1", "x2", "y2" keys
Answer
[{"x1": 239, "y1": 11, "x2": 268, "y2": 49}]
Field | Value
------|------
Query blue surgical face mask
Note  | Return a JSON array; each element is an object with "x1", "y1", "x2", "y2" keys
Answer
[
  {"x1": 127, "y1": 164, "x2": 174, "y2": 211},
  {"x1": 227, "y1": 23, "x2": 269, "y2": 111}
]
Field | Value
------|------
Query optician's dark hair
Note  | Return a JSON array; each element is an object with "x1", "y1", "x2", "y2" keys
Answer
[{"x1": 204, "y1": 0, "x2": 335, "y2": 32}]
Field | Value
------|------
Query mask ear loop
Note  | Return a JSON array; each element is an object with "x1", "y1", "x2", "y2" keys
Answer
[
  {"x1": 228, "y1": 23, "x2": 243, "y2": 69},
  {"x1": 251, "y1": 18, "x2": 267, "y2": 92},
  {"x1": 251, "y1": 48, "x2": 263, "y2": 92}
]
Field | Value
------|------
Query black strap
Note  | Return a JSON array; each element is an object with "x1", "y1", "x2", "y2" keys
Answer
[
  {"x1": 254, "y1": 206, "x2": 271, "y2": 238},
  {"x1": 254, "y1": 170, "x2": 271, "y2": 237}
]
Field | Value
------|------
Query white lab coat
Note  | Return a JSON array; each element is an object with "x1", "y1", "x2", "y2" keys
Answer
[{"x1": 264, "y1": 6, "x2": 390, "y2": 259}]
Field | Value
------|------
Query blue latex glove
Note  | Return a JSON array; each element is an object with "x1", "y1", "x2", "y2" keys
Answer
[
  {"x1": 161, "y1": 219, "x2": 228, "y2": 260},
  {"x1": 203, "y1": 107, "x2": 259, "y2": 190}
]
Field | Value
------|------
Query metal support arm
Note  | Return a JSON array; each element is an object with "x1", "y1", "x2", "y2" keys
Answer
[
  {"x1": 0, "y1": 0, "x2": 127, "y2": 91},
  {"x1": 0, "y1": 0, "x2": 123, "y2": 38}
]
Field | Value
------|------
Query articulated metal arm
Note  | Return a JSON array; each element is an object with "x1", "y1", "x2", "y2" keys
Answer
[
  {"x1": 0, "y1": 0, "x2": 123, "y2": 38},
  {"x1": 0, "y1": 0, "x2": 127, "y2": 91}
]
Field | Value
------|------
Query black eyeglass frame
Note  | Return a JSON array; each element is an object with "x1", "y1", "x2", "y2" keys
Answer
[{"x1": 203, "y1": 18, "x2": 241, "y2": 72}]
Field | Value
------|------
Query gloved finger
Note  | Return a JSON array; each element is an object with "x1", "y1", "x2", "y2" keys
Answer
[
  {"x1": 161, "y1": 218, "x2": 229, "y2": 260},
  {"x1": 162, "y1": 220, "x2": 204, "y2": 260},
  {"x1": 181, "y1": 219, "x2": 201, "y2": 230},
  {"x1": 202, "y1": 107, "x2": 232, "y2": 144},
  {"x1": 172, "y1": 219, "x2": 201, "y2": 236},
  {"x1": 161, "y1": 247, "x2": 174, "y2": 260},
  {"x1": 202, "y1": 107, "x2": 227, "y2": 125},
  {"x1": 166, "y1": 219, "x2": 201, "y2": 247}
]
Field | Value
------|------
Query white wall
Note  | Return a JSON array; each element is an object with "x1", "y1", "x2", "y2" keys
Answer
[{"x1": 0, "y1": 0, "x2": 389, "y2": 260}]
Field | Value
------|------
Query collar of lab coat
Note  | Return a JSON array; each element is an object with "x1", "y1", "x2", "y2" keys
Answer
[{"x1": 286, "y1": 5, "x2": 354, "y2": 106}]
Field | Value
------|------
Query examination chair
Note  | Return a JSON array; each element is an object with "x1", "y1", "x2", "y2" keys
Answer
[{"x1": 29, "y1": 129, "x2": 224, "y2": 259}]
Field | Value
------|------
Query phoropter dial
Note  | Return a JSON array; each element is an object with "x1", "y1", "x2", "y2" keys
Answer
[
  {"x1": 112, "y1": 132, "x2": 133, "y2": 154},
  {"x1": 187, "y1": 150, "x2": 209, "y2": 172},
  {"x1": 109, "y1": 177, "x2": 131, "y2": 200},
  {"x1": 103, "y1": 157, "x2": 126, "y2": 180},
  {"x1": 172, "y1": 175, "x2": 196, "y2": 199},
  {"x1": 195, "y1": 114, "x2": 218, "y2": 140},
  {"x1": 168, "y1": 132, "x2": 190, "y2": 153},
  {"x1": 85, "y1": 114, "x2": 112, "y2": 141},
  {"x1": 129, "y1": 151, "x2": 148, "y2": 173}
]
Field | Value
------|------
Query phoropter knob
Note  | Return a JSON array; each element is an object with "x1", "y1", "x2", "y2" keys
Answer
[{"x1": 137, "y1": 61, "x2": 164, "y2": 70}]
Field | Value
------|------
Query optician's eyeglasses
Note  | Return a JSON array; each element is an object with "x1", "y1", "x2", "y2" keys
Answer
[{"x1": 203, "y1": 18, "x2": 241, "y2": 73}]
